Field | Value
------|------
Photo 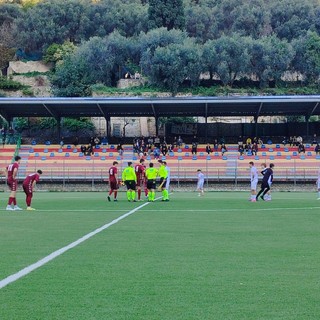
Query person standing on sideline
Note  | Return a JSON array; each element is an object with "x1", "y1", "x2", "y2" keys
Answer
[
  {"x1": 5, "y1": 155, "x2": 22, "y2": 210},
  {"x1": 135, "y1": 158, "x2": 146, "y2": 201},
  {"x1": 260, "y1": 163, "x2": 271, "y2": 201},
  {"x1": 196, "y1": 169, "x2": 205, "y2": 196},
  {"x1": 145, "y1": 163, "x2": 158, "y2": 202},
  {"x1": 122, "y1": 162, "x2": 137, "y2": 202},
  {"x1": 23, "y1": 170, "x2": 42, "y2": 210},
  {"x1": 256, "y1": 163, "x2": 274, "y2": 201},
  {"x1": 107, "y1": 161, "x2": 118, "y2": 202},
  {"x1": 158, "y1": 160, "x2": 169, "y2": 201},
  {"x1": 249, "y1": 162, "x2": 258, "y2": 202},
  {"x1": 317, "y1": 170, "x2": 320, "y2": 200}
]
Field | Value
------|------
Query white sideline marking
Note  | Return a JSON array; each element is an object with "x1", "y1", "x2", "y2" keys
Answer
[
  {"x1": 0, "y1": 201, "x2": 151, "y2": 290},
  {"x1": 139, "y1": 207, "x2": 320, "y2": 212}
]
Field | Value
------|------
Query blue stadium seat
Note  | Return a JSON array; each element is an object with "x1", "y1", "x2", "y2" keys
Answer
[
  {"x1": 41, "y1": 156, "x2": 46, "y2": 161},
  {"x1": 102, "y1": 148, "x2": 107, "y2": 153},
  {"x1": 316, "y1": 155, "x2": 320, "y2": 160},
  {"x1": 269, "y1": 155, "x2": 275, "y2": 160},
  {"x1": 35, "y1": 152, "x2": 39, "y2": 157},
  {"x1": 146, "y1": 156, "x2": 151, "y2": 161},
  {"x1": 67, "y1": 145, "x2": 71, "y2": 149},
  {"x1": 44, "y1": 148, "x2": 48, "y2": 153},
  {"x1": 110, "y1": 145, "x2": 115, "y2": 149},
  {"x1": 269, "y1": 148, "x2": 273, "y2": 152},
  {"x1": 162, "y1": 156, "x2": 166, "y2": 160},
  {"x1": 178, "y1": 156, "x2": 183, "y2": 161},
  {"x1": 132, "y1": 156, "x2": 137, "y2": 160},
  {"x1": 239, "y1": 156, "x2": 244, "y2": 160},
  {"x1": 31, "y1": 140, "x2": 37, "y2": 145},
  {"x1": 73, "y1": 148, "x2": 78, "y2": 153},
  {"x1": 199, "y1": 152, "x2": 204, "y2": 156},
  {"x1": 100, "y1": 156, "x2": 106, "y2": 161},
  {"x1": 286, "y1": 156, "x2": 291, "y2": 160},
  {"x1": 116, "y1": 156, "x2": 122, "y2": 161},
  {"x1": 192, "y1": 155, "x2": 197, "y2": 160},
  {"x1": 45, "y1": 141, "x2": 51, "y2": 145},
  {"x1": 65, "y1": 153, "x2": 70, "y2": 157},
  {"x1": 254, "y1": 156, "x2": 259, "y2": 160},
  {"x1": 292, "y1": 151, "x2": 298, "y2": 156},
  {"x1": 185, "y1": 152, "x2": 190, "y2": 157},
  {"x1": 277, "y1": 152, "x2": 281, "y2": 156},
  {"x1": 284, "y1": 148, "x2": 289, "y2": 152},
  {"x1": 79, "y1": 153, "x2": 84, "y2": 157},
  {"x1": 206, "y1": 156, "x2": 211, "y2": 160},
  {"x1": 262, "y1": 152, "x2": 267, "y2": 156},
  {"x1": 109, "y1": 153, "x2": 113, "y2": 157},
  {"x1": 307, "y1": 151, "x2": 312, "y2": 156},
  {"x1": 276, "y1": 144, "x2": 280, "y2": 148},
  {"x1": 94, "y1": 152, "x2": 99, "y2": 157},
  {"x1": 169, "y1": 152, "x2": 174, "y2": 157},
  {"x1": 261, "y1": 144, "x2": 266, "y2": 149},
  {"x1": 50, "y1": 152, "x2": 54, "y2": 157},
  {"x1": 247, "y1": 152, "x2": 252, "y2": 156},
  {"x1": 95, "y1": 145, "x2": 100, "y2": 149},
  {"x1": 300, "y1": 155, "x2": 306, "y2": 160},
  {"x1": 306, "y1": 144, "x2": 311, "y2": 148},
  {"x1": 178, "y1": 149, "x2": 182, "y2": 153},
  {"x1": 29, "y1": 149, "x2": 34, "y2": 153},
  {"x1": 222, "y1": 156, "x2": 227, "y2": 160},
  {"x1": 86, "y1": 156, "x2": 91, "y2": 160},
  {"x1": 58, "y1": 149, "x2": 63, "y2": 153},
  {"x1": 214, "y1": 152, "x2": 219, "y2": 157},
  {"x1": 185, "y1": 145, "x2": 189, "y2": 149}
]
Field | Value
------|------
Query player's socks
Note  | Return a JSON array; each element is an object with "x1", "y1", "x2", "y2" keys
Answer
[
  {"x1": 109, "y1": 190, "x2": 113, "y2": 195},
  {"x1": 145, "y1": 189, "x2": 148, "y2": 196},
  {"x1": 152, "y1": 191, "x2": 155, "y2": 201},
  {"x1": 8, "y1": 197, "x2": 14, "y2": 205},
  {"x1": 13, "y1": 198, "x2": 17, "y2": 206},
  {"x1": 162, "y1": 190, "x2": 165, "y2": 200},
  {"x1": 26, "y1": 195, "x2": 32, "y2": 206},
  {"x1": 163, "y1": 190, "x2": 169, "y2": 200},
  {"x1": 138, "y1": 189, "x2": 141, "y2": 200},
  {"x1": 131, "y1": 191, "x2": 136, "y2": 201},
  {"x1": 114, "y1": 191, "x2": 117, "y2": 200},
  {"x1": 127, "y1": 191, "x2": 131, "y2": 201}
]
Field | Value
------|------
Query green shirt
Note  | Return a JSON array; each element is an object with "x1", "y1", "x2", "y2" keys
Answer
[
  {"x1": 159, "y1": 165, "x2": 168, "y2": 178},
  {"x1": 122, "y1": 166, "x2": 136, "y2": 182},
  {"x1": 146, "y1": 167, "x2": 158, "y2": 180}
]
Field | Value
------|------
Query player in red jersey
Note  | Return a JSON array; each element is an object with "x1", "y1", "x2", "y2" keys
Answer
[
  {"x1": 23, "y1": 170, "x2": 43, "y2": 210},
  {"x1": 135, "y1": 158, "x2": 146, "y2": 201},
  {"x1": 5, "y1": 155, "x2": 22, "y2": 211},
  {"x1": 107, "y1": 161, "x2": 119, "y2": 202}
]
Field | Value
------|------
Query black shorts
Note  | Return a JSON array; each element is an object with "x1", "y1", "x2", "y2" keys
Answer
[
  {"x1": 261, "y1": 182, "x2": 270, "y2": 190},
  {"x1": 159, "y1": 177, "x2": 167, "y2": 187},
  {"x1": 147, "y1": 179, "x2": 156, "y2": 190},
  {"x1": 125, "y1": 180, "x2": 136, "y2": 190}
]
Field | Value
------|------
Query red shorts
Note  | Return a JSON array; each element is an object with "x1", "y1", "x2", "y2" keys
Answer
[
  {"x1": 7, "y1": 179, "x2": 17, "y2": 191},
  {"x1": 23, "y1": 184, "x2": 33, "y2": 196},
  {"x1": 109, "y1": 180, "x2": 118, "y2": 190}
]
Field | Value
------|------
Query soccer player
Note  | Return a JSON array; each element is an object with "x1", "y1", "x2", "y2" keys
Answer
[
  {"x1": 5, "y1": 155, "x2": 22, "y2": 210},
  {"x1": 256, "y1": 163, "x2": 274, "y2": 201},
  {"x1": 158, "y1": 160, "x2": 169, "y2": 201},
  {"x1": 249, "y1": 161, "x2": 258, "y2": 202},
  {"x1": 135, "y1": 159, "x2": 146, "y2": 201},
  {"x1": 196, "y1": 169, "x2": 205, "y2": 196},
  {"x1": 260, "y1": 163, "x2": 271, "y2": 201},
  {"x1": 23, "y1": 170, "x2": 42, "y2": 210},
  {"x1": 122, "y1": 162, "x2": 137, "y2": 202},
  {"x1": 317, "y1": 170, "x2": 320, "y2": 200},
  {"x1": 107, "y1": 161, "x2": 119, "y2": 202},
  {"x1": 145, "y1": 162, "x2": 158, "y2": 202}
]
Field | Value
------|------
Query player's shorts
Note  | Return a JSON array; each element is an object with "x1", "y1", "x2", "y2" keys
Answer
[
  {"x1": 136, "y1": 179, "x2": 145, "y2": 188},
  {"x1": 251, "y1": 179, "x2": 258, "y2": 190},
  {"x1": 23, "y1": 184, "x2": 33, "y2": 196},
  {"x1": 261, "y1": 182, "x2": 270, "y2": 190},
  {"x1": 147, "y1": 179, "x2": 156, "y2": 190},
  {"x1": 7, "y1": 179, "x2": 17, "y2": 192},
  {"x1": 197, "y1": 180, "x2": 204, "y2": 189},
  {"x1": 125, "y1": 180, "x2": 136, "y2": 190},
  {"x1": 109, "y1": 180, "x2": 118, "y2": 190}
]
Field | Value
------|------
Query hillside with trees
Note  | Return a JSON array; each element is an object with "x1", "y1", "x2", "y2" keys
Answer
[{"x1": 1, "y1": 0, "x2": 320, "y2": 96}]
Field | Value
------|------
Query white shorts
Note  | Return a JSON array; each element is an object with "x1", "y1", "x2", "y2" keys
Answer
[
  {"x1": 197, "y1": 180, "x2": 204, "y2": 189},
  {"x1": 251, "y1": 180, "x2": 258, "y2": 190}
]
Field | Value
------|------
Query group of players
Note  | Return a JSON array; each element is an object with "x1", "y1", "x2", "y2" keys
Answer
[
  {"x1": 107, "y1": 159, "x2": 170, "y2": 202},
  {"x1": 4, "y1": 155, "x2": 42, "y2": 210}
]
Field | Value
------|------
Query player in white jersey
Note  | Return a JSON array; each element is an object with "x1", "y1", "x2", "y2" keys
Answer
[
  {"x1": 249, "y1": 162, "x2": 258, "y2": 202},
  {"x1": 196, "y1": 169, "x2": 205, "y2": 196},
  {"x1": 317, "y1": 170, "x2": 320, "y2": 200}
]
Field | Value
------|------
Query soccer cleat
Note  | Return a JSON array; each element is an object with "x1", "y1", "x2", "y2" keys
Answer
[
  {"x1": 260, "y1": 196, "x2": 265, "y2": 201},
  {"x1": 107, "y1": 196, "x2": 111, "y2": 202},
  {"x1": 251, "y1": 199, "x2": 256, "y2": 202},
  {"x1": 6, "y1": 206, "x2": 14, "y2": 211},
  {"x1": 133, "y1": 200, "x2": 137, "y2": 202},
  {"x1": 317, "y1": 198, "x2": 320, "y2": 200},
  {"x1": 27, "y1": 207, "x2": 36, "y2": 210},
  {"x1": 14, "y1": 206, "x2": 23, "y2": 210},
  {"x1": 114, "y1": 199, "x2": 118, "y2": 202},
  {"x1": 165, "y1": 199, "x2": 170, "y2": 202}
]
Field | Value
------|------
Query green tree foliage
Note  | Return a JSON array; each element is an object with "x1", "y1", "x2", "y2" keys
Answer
[
  {"x1": 62, "y1": 117, "x2": 94, "y2": 132},
  {"x1": 147, "y1": 40, "x2": 202, "y2": 94},
  {"x1": 148, "y1": 0, "x2": 185, "y2": 30},
  {"x1": 43, "y1": 42, "x2": 76, "y2": 64}
]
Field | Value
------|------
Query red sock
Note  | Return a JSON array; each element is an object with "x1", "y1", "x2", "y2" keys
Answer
[
  {"x1": 8, "y1": 197, "x2": 13, "y2": 205},
  {"x1": 26, "y1": 195, "x2": 32, "y2": 206},
  {"x1": 13, "y1": 198, "x2": 17, "y2": 205},
  {"x1": 138, "y1": 189, "x2": 141, "y2": 200},
  {"x1": 109, "y1": 190, "x2": 113, "y2": 195},
  {"x1": 114, "y1": 191, "x2": 117, "y2": 199},
  {"x1": 144, "y1": 188, "x2": 148, "y2": 196}
]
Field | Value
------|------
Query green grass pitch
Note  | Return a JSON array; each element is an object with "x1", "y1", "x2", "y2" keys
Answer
[{"x1": 0, "y1": 191, "x2": 320, "y2": 320}]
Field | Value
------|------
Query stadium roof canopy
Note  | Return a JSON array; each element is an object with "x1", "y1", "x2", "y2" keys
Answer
[{"x1": 0, "y1": 96, "x2": 320, "y2": 121}]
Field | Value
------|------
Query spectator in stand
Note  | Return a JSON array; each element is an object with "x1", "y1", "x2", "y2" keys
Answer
[
  {"x1": 238, "y1": 144, "x2": 244, "y2": 156},
  {"x1": 173, "y1": 136, "x2": 178, "y2": 147},
  {"x1": 252, "y1": 143, "x2": 258, "y2": 156},
  {"x1": 213, "y1": 139, "x2": 219, "y2": 151},
  {"x1": 59, "y1": 137, "x2": 64, "y2": 148},
  {"x1": 238, "y1": 136, "x2": 243, "y2": 148},
  {"x1": 292, "y1": 136, "x2": 297, "y2": 146},
  {"x1": 315, "y1": 143, "x2": 320, "y2": 155},
  {"x1": 161, "y1": 143, "x2": 168, "y2": 156},
  {"x1": 73, "y1": 136, "x2": 79, "y2": 147},
  {"x1": 168, "y1": 143, "x2": 174, "y2": 153},
  {"x1": 205, "y1": 143, "x2": 212, "y2": 154},
  {"x1": 101, "y1": 136, "x2": 108, "y2": 145},
  {"x1": 153, "y1": 147, "x2": 160, "y2": 159},
  {"x1": 191, "y1": 141, "x2": 198, "y2": 155},
  {"x1": 146, "y1": 143, "x2": 153, "y2": 155},
  {"x1": 148, "y1": 136, "x2": 154, "y2": 145},
  {"x1": 80, "y1": 145, "x2": 86, "y2": 154},
  {"x1": 312, "y1": 134, "x2": 318, "y2": 146},
  {"x1": 297, "y1": 136, "x2": 303, "y2": 146},
  {"x1": 289, "y1": 136, "x2": 293, "y2": 146},
  {"x1": 221, "y1": 143, "x2": 227, "y2": 156},
  {"x1": 89, "y1": 136, "x2": 95, "y2": 147},
  {"x1": 154, "y1": 136, "x2": 161, "y2": 148},
  {"x1": 282, "y1": 136, "x2": 288, "y2": 146},
  {"x1": 253, "y1": 137, "x2": 258, "y2": 144},
  {"x1": 117, "y1": 143, "x2": 124, "y2": 156},
  {"x1": 177, "y1": 136, "x2": 183, "y2": 147},
  {"x1": 298, "y1": 143, "x2": 305, "y2": 154},
  {"x1": 94, "y1": 136, "x2": 100, "y2": 146},
  {"x1": 246, "y1": 137, "x2": 252, "y2": 145},
  {"x1": 86, "y1": 144, "x2": 93, "y2": 155},
  {"x1": 258, "y1": 137, "x2": 263, "y2": 145}
]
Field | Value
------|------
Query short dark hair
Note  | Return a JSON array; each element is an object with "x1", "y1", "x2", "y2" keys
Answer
[
  {"x1": 270, "y1": 163, "x2": 275, "y2": 168},
  {"x1": 162, "y1": 161, "x2": 167, "y2": 165},
  {"x1": 197, "y1": 169, "x2": 201, "y2": 172},
  {"x1": 149, "y1": 162, "x2": 154, "y2": 167},
  {"x1": 249, "y1": 161, "x2": 254, "y2": 165},
  {"x1": 37, "y1": 170, "x2": 43, "y2": 174},
  {"x1": 113, "y1": 161, "x2": 118, "y2": 165},
  {"x1": 140, "y1": 159, "x2": 145, "y2": 163},
  {"x1": 15, "y1": 155, "x2": 21, "y2": 161},
  {"x1": 128, "y1": 162, "x2": 132, "y2": 166}
]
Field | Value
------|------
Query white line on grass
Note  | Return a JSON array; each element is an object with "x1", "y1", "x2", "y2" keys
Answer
[
  {"x1": 139, "y1": 207, "x2": 320, "y2": 212},
  {"x1": 0, "y1": 201, "x2": 152, "y2": 290}
]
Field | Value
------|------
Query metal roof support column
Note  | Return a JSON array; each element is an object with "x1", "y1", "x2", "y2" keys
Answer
[
  {"x1": 305, "y1": 115, "x2": 310, "y2": 139},
  {"x1": 57, "y1": 117, "x2": 61, "y2": 141},
  {"x1": 254, "y1": 115, "x2": 258, "y2": 138},
  {"x1": 155, "y1": 116, "x2": 159, "y2": 137},
  {"x1": 106, "y1": 116, "x2": 111, "y2": 138}
]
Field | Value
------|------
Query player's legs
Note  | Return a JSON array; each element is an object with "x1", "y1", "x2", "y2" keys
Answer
[
  {"x1": 317, "y1": 185, "x2": 320, "y2": 199},
  {"x1": 250, "y1": 180, "x2": 258, "y2": 202},
  {"x1": 7, "y1": 181, "x2": 21, "y2": 210},
  {"x1": 256, "y1": 184, "x2": 266, "y2": 200},
  {"x1": 261, "y1": 185, "x2": 270, "y2": 199}
]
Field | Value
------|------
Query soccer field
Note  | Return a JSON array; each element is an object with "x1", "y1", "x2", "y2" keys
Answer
[{"x1": 0, "y1": 191, "x2": 319, "y2": 320}]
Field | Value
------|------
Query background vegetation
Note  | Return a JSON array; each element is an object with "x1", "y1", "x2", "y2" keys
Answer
[{"x1": 1, "y1": 0, "x2": 320, "y2": 95}]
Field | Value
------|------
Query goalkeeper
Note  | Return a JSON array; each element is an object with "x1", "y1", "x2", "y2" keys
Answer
[
  {"x1": 145, "y1": 162, "x2": 158, "y2": 202},
  {"x1": 122, "y1": 162, "x2": 137, "y2": 202}
]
